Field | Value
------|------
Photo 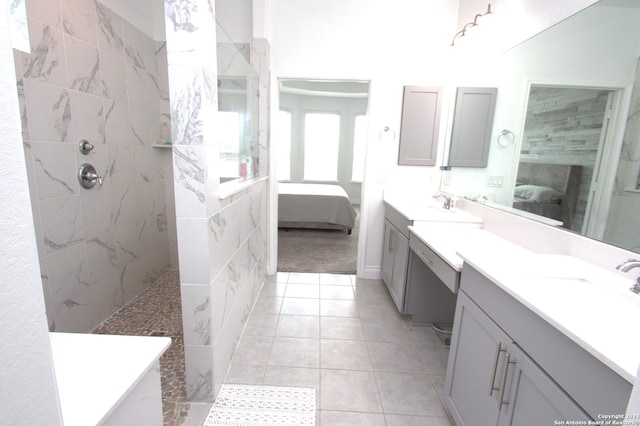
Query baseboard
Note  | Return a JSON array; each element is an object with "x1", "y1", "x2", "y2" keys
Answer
[{"x1": 359, "y1": 266, "x2": 382, "y2": 280}]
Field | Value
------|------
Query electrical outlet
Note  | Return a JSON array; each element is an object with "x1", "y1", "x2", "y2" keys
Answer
[{"x1": 486, "y1": 176, "x2": 504, "y2": 187}]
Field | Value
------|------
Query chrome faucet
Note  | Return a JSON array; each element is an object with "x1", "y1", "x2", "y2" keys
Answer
[
  {"x1": 616, "y1": 259, "x2": 640, "y2": 294},
  {"x1": 433, "y1": 192, "x2": 453, "y2": 210}
]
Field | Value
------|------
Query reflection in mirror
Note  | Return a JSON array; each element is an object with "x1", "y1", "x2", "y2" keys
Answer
[
  {"x1": 441, "y1": 0, "x2": 640, "y2": 254},
  {"x1": 513, "y1": 85, "x2": 613, "y2": 234},
  {"x1": 216, "y1": 22, "x2": 260, "y2": 184}
]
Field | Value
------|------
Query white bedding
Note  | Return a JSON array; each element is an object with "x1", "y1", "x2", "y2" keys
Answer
[{"x1": 278, "y1": 183, "x2": 357, "y2": 231}]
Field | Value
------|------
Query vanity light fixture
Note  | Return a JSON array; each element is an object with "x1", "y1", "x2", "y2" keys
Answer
[{"x1": 450, "y1": 3, "x2": 493, "y2": 47}]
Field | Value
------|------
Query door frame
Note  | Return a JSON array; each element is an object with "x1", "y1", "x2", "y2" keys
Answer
[{"x1": 267, "y1": 73, "x2": 372, "y2": 276}]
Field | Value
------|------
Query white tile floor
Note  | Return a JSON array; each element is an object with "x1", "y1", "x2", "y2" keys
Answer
[{"x1": 215, "y1": 272, "x2": 454, "y2": 425}]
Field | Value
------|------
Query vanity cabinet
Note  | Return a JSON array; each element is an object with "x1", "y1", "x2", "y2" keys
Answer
[
  {"x1": 446, "y1": 290, "x2": 588, "y2": 425},
  {"x1": 448, "y1": 87, "x2": 497, "y2": 168},
  {"x1": 398, "y1": 86, "x2": 443, "y2": 166},
  {"x1": 445, "y1": 265, "x2": 632, "y2": 425},
  {"x1": 382, "y1": 218, "x2": 410, "y2": 312}
]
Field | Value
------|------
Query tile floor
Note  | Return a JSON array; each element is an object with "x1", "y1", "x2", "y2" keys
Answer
[
  {"x1": 96, "y1": 270, "x2": 454, "y2": 425},
  {"x1": 211, "y1": 272, "x2": 454, "y2": 425}
]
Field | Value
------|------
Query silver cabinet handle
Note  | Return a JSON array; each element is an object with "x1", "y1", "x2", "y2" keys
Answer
[
  {"x1": 498, "y1": 351, "x2": 513, "y2": 411},
  {"x1": 488, "y1": 342, "x2": 504, "y2": 396}
]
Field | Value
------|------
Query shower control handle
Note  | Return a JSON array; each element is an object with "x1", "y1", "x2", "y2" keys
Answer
[
  {"x1": 78, "y1": 163, "x2": 103, "y2": 189},
  {"x1": 79, "y1": 139, "x2": 95, "y2": 155}
]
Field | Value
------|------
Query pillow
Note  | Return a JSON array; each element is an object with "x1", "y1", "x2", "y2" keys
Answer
[{"x1": 514, "y1": 184, "x2": 564, "y2": 203}]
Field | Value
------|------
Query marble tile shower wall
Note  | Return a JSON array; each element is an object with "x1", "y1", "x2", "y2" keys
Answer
[
  {"x1": 15, "y1": 0, "x2": 177, "y2": 333},
  {"x1": 165, "y1": 0, "x2": 270, "y2": 402},
  {"x1": 178, "y1": 186, "x2": 268, "y2": 402}
]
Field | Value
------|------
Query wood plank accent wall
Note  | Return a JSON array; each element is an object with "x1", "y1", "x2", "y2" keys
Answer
[{"x1": 520, "y1": 87, "x2": 610, "y2": 232}]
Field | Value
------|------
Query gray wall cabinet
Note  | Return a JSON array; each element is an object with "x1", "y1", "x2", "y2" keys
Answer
[
  {"x1": 448, "y1": 87, "x2": 498, "y2": 168},
  {"x1": 444, "y1": 265, "x2": 632, "y2": 425},
  {"x1": 398, "y1": 86, "x2": 444, "y2": 166}
]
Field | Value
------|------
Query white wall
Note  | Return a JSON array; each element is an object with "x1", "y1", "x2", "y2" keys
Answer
[
  {"x1": 268, "y1": 0, "x2": 459, "y2": 278},
  {"x1": 0, "y1": 0, "x2": 62, "y2": 423}
]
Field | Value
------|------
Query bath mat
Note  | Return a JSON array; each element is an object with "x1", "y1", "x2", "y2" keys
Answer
[{"x1": 203, "y1": 384, "x2": 316, "y2": 425}]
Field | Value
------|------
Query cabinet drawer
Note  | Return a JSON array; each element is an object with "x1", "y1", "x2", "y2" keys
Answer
[{"x1": 410, "y1": 234, "x2": 458, "y2": 293}]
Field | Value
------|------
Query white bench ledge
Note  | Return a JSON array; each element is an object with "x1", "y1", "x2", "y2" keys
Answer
[{"x1": 50, "y1": 332, "x2": 171, "y2": 426}]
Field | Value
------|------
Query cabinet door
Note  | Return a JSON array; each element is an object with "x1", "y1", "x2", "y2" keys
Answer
[
  {"x1": 398, "y1": 86, "x2": 443, "y2": 166},
  {"x1": 381, "y1": 220, "x2": 395, "y2": 288},
  {"x1": 498, "y1": 344, "x2": 591, "y2": 426},
  {"x1": 444, "y1": 291, "x2": 508, "y2": 426},
  {"x1": 448, "y1": 87, "x2": 497, "y2": 168},
  {"x1": 390, "y1": 230, "x2": 409, "y2": 312}
]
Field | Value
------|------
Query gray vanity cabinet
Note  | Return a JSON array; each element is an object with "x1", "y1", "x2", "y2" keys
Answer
[
  {"x1": 445, "y1": 290, "x2": 589, "y2": 426},
  {"x1": 398, "y1": 86, "x2": 443, "y2": 166},
  {"x1": 500, "y1": 344, "x2": 589, "y2": 425},
  {"x1": 448, "y1": 87, "x2": 497, "y2": 168},
  {"x1": 445, "y1": 265, "x2": 632, "y2": 425},
  {"x1": 446, "y1": 290, "x2": 511, "y2": 425},
  {"x1": 381, "y1": 218, "x2": 410, "y2": 312}
]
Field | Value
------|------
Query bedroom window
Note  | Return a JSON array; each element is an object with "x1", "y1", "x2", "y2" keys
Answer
[
  {"x1": 277, "y1": 110, "x2": 292, "y2": 181},
  {"x1": 304, "y1": 113, "x2": 340, "y2": 181},
  {"x1": 352, "y1": 115, "x2": 367, "y2": 182}
]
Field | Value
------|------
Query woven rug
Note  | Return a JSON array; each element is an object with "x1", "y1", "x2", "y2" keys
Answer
[{"x1": 203, "y1": 384, "x2": 316, "y2": 425}]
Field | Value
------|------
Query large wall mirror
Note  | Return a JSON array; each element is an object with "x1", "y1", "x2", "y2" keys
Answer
[{"x1": 441, "y1": 0, "x2": 640, "y2": 255}]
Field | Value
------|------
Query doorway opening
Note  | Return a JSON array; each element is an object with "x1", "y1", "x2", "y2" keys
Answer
[{"x1": 273, "y1": 79, "x2": 371, "y2": 274}]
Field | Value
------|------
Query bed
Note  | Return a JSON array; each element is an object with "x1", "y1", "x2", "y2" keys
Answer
[
  {"x1": 512, "y1": 163, "x2": 583, "y2": 229},
  {"x1": 278, "y1": 183, "x2": 357, "y2": 234}
]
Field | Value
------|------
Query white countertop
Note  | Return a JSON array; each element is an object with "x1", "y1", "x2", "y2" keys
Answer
[
  {"x1": 454, "y1": 232, "x2": 640, "y2": 383},
  {"x1": 50, "y1": 332, "x2": 171, "y2": 426}
]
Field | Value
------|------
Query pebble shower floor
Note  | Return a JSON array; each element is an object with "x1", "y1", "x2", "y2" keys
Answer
[{"x1": 93, "y1": 270, "x2": 188, "y2": 426}]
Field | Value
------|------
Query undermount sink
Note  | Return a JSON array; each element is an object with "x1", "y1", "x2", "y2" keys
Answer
[{"x1": 507, "y1": 254, "x2": 640, "y2": 327}]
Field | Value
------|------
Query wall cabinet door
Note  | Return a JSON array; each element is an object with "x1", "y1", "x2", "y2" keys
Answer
[
  {"x1": 448, "y1": 87, "x2": 498, "y2": 168},
  {"x1": 398, "y1": 86, "x2": 443, "y2": 166},
  {"x1": 445, "y1": 291, "x2": 508, "y2": 426}
]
